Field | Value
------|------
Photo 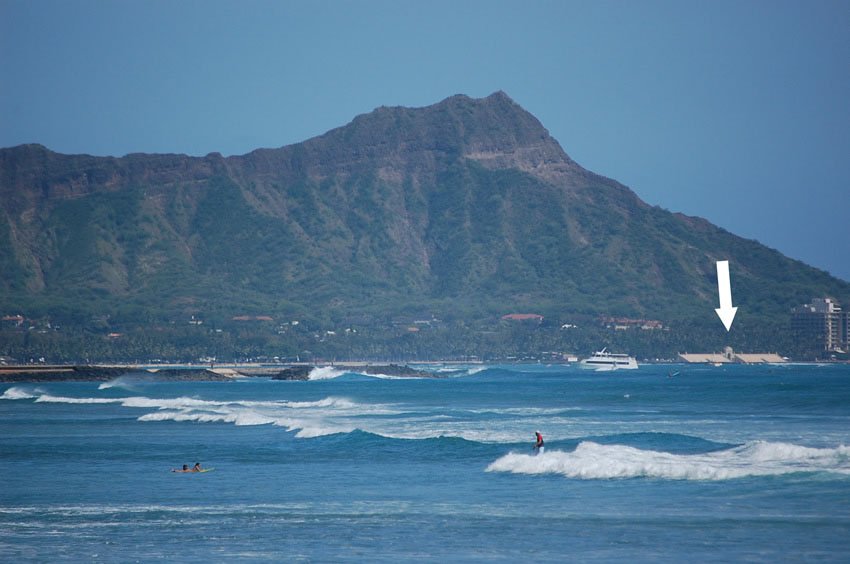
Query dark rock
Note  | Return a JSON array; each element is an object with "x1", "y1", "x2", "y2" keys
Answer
[
  {"x1": 270, "y1": 364, "x2": 439, "y2": 380},
  {"x1": 271, "y1": 366, "x2": 313, "y2": 380},
  {"x1": 0, "y1": 365, "x2": 125, "y2": 382},
  {"x1": 360, "y1": 364, "x2": 439, "y2": 378},
  {"x1": 0, "y1": 365, "x2": 234, "y2": 382},
  {"x1": 146, "y1": 369, "x2": 233, "y2": 381}
]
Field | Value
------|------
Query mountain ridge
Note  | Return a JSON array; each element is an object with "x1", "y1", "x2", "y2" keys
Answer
[{"x1": 1, "y1": 92, "x2": 848, "y2": 349}]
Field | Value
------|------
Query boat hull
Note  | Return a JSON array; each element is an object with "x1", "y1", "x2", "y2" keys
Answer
[{"x1": 579, "y1": 349, "x2": 638, "y2": 370}]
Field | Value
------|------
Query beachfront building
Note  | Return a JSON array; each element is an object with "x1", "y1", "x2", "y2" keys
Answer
[
  {"x1": 792, "y1": 298, "x2": 849, "y2": 352},
  {"x1": 678, "y1": 347, "x2": 785, "y2": 365}
]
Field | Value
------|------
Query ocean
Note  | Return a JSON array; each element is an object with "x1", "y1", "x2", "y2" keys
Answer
[{"x1": 2, "y1": 363, "x2": 849, "y2": 562}]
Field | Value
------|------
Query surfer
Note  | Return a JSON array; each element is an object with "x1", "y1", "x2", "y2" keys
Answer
[
  {"x1": 534, "y1": 431, "x2": 545, "y2": 455},
  {"x1": 172, "y1": 464, "x2": 191, "y2": 473},
  {"x1": 192, "y1": 462, "x2": 202, "y2": 472}
]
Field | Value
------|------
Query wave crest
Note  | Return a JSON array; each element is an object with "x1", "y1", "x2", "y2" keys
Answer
[
  {"x1": 308, "y1": 367, "x2": 346, "y2": 380},
  {"x1": 35, "y1": 394, "x2": 120, "y2": 404},
  {"x1": 139, "y1": 410, "x2": 276, "y2": 426},
  {"x1": 486, "y1": 440, "x2": 850, "y2": 480},
  {"x1": 1, "y1": 386, "x2": 37, "y2": 400}
]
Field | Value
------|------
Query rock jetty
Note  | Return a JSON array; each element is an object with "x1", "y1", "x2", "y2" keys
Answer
[
  {"x1": 0, "y1": 365, "x2": 235, "y2": 383},
  {"x1": 271, "y1": 364, "x2": 438, "y2": 380}
]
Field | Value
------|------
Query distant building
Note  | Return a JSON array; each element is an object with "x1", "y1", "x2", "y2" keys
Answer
[
  {"x1": 501, "y1": 313, "x2": 544, "y2": 323},
  {"x1": 792, "y1": 298, "x2": 849, "y2": 352},
  {"x1": 838, "y1": 320, "x2": 848, "y2": 352},
  {"x1": 678, "y1": 352, "x2": 733, "y2": 364},
  {"x1": 678, "y1": 347, "x2": 785, "y2": 365},
  {"x1": 2, "y1": 314, "x2": 25, "y2": 328},
  {"x1": 600, "y1": 316, "x2": 664, "y2": 330}
]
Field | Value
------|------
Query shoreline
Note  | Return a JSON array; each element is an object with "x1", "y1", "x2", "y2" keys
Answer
[
  {"x1": 0, "y1": 362, "x2": 441, "y2": 383},
  {"x1": 0, "y1": 365, "x2": 236, "y2": 383},
  {"x1": 2, "y1": 359, "x2": 848, "y2": 383}
]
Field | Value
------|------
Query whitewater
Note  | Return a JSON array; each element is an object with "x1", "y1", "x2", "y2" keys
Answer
[{"x1": 2, "y1": 363, "x2": 850, "y2": 561}]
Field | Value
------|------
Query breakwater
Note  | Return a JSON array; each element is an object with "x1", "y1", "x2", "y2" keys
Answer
[{"x1": 0, "y1": 365, "x2": 233, "y2": 383}]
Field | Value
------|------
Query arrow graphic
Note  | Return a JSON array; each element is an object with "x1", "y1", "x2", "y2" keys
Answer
[{"x1": 714, "y1": 260, "x2": 737, "y2": 331}]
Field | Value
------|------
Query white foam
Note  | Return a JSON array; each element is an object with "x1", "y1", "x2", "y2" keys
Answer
[
  {"x1": 309, "y1": 366, "x2": 467, "y2": 380},
  {"x1": 1, "y1": 386, "x2": 37, "y2": 400},
  {"x1": 428, "y1": 365, "x2": 488, "y2": 376},
  {"x1": 97, "y1": 374, "x2": 147, "y2": 390},
  {"x1": 128, "y1": 394, "x2": 387, "y2": 433},
  {"x1": 486, "y1": 440, "x2": 850, "y2": 480},
  {"x1": 291, "y1": 422, "x2": 356, "y2": 438},
  {"x1": 120, "y1": 396, "x2": 223, "y2": 409},
  {"x1": 469, "y1": 406, "x2": 580, "y2": 416},
  {"x1": 138, "y1": 410, "x2": 275, "y2": 426},
  {"x1": 381, "y1": 426, "x2": 524, "y2": 443},
  {"x1": 357, "y1": 372, "x2": 420, "y2": 380},
  {"x1": 281, "y1": 396, "x2": 358, "y2": 409},
  {"x1": 34, "y1": 394, "x2": 121, "y2": 404},
  {"x1": 308, "y1": 367, "x2": 346, "y2": 380},
  {"x1": 9, "y1": 387, "x2": 561, "y2": 443},
  {"x1": 20, "y1": 389, "x2": 377, "y2": 411},
  {"x1": 308, "y1": 367, "x2": 418, "y2": 380}
]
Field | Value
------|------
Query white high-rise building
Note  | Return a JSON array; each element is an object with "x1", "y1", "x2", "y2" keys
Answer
[{"x1": 792, "y1": 298, "x2": 849, "y2": 352}]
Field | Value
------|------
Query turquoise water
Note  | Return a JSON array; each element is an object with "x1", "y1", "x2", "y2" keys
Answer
[{"x1": 2, "y1": 364, "x2": 850, "y2": 561}]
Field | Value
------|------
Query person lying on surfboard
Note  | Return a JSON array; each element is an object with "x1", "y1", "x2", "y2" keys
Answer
[{"x1": 172, "y1": 463, "x2": 205, "y2": 472}]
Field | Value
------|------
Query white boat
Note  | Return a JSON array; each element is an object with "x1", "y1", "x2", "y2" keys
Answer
[{"x1": 579, "y1": 348, "x2": 638, "y2": 371}]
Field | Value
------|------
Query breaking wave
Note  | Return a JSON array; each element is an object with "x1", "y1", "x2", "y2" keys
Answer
[
  {"x1": 4, "y1": 388, "x2": 404, "y2": 438},
  {"x1": 98, "y1": 374, "x2": 151, "y2": 390},
  {"x1": 486, "y1": 440, "x2": 850, "y2": 480},
  {"x1": 1, "y1": 386, "x2": 37, "y2": 400},
  {"x1": 421, "y1": 365, "x2": 488, "y2": 377},
  {"x1": 302, "y1": 365, "x2": 490, "y2": 380},
  {"x1": 307, "y1": 367, "x2": 442, "y2": 380},
  {"x1": 35, "y1": 394, "x2": 119, "y2": 404},
  {"x1": 1, "y1": 387, "x2": 553, "y2": 442},
  {"x1": 308, "y1": 367, "x2": 346, "y2": 380},
  {"x1": 138, "y1": 410, "x2": 277, "y2": 426},
  {"x1": 305, "y1": 367, "x2": 428, "y2": 380}
]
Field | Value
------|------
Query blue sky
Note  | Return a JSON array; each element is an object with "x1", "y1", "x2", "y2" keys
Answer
[{"x1": 2, "y1": 0, "x2": 848, "y2": 281}]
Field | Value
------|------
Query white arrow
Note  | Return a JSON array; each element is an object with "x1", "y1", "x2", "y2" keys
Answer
[{"x1": 714, "y1": 260, "x2": 737, "y2": 331}]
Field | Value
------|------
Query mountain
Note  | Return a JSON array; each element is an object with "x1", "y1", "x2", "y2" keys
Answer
[{"x1": 1, "y1": 92, "x2": 849, "y2": 357}]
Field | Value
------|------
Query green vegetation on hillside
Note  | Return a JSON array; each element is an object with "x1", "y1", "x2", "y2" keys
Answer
[{"x1": 1, "y1": 92, "x2": 848, "y2": 361}]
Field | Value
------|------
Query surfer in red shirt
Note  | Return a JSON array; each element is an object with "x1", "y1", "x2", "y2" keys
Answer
[{"x1": 534, "y1": 431, "x2": 544, "y2": 454}]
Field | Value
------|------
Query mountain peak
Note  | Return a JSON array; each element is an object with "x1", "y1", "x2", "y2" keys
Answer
[
  {"x1": 430, "y1": 91, "x2": 583, "y2": 183},
  {"x1": 482, "y1": 90, "x2": 520, "y2": 108},
  {"x1": 435, "y1": 90, "x2": 515, "y2": 107},
  {"x1": 275, "y1": 92, "x2": 583, "y2": 185},
  {"x1": 486, "y1": 89, "x2": 512, "y2": 100},
  {"x1": 3, "y1": 92, "x2": 850, "y2": 362}
]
